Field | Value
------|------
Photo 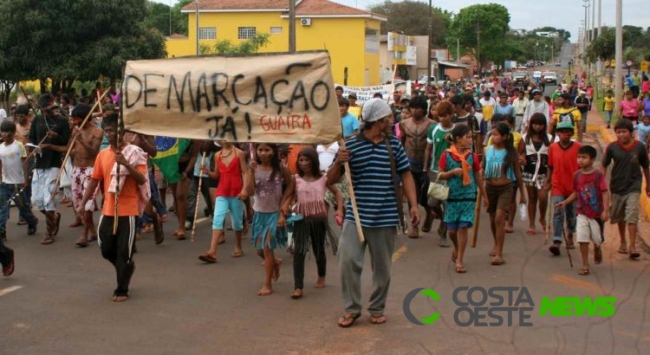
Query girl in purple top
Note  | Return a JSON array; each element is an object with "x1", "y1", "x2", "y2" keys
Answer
[
  {"x1": 247, "y1": 143, "x2": 293, "y2": 296},
  {"x1": 283, "y1": 147, "x2": 343, "y2": 299}
]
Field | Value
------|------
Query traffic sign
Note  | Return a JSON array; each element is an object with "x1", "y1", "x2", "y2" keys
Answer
[
  {"x1": 641, "y1": 61, "x2": 649, "y2": 73},
  {"x1": 626, "y1": 60, "x2": 633, "y2": 67},
  {"x1": 610, "y1": 59, "x2": 616, "y2": 67}
]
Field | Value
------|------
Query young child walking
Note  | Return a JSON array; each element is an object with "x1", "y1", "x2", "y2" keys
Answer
[
  {"x1": 603, "y1": 119, "x2": 650, "y2": 259},
  {"x1": 283, "y1": 147, "x2": 343, "y2": 299},
  {"x1": 603, "y1": 90, "x2": 615, "y2": 129},
  {"x1": 483, "y1": 122, "x2": 526, "y2": 265},
  {"x1": 521, "y1": 113, "x2": 553, "y2": 235},
  {"x1": 198, "y1": 140, "x2": 249, "y2": 263},
  {"x1": 546, "y1": 120, "x2": 582, "y2": 256},
  {"x1": 556, "y1": 146, "x2": 609, "y2": 275},
  {"x1": 437, "y1": 125, "x2": 487, "y2": 273},
  {"x1": 247, "y1": 143, "x2": 294, "y2": 296},
  {"x1": 0, "y1": 120, "x2": 39, "y2": 242}
]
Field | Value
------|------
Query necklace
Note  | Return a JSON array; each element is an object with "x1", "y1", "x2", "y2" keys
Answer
[{"x1": 220, "y1": 149, "x2": 234, "y2": 158}]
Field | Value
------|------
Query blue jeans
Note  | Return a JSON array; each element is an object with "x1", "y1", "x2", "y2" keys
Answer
[
  {"x1": 552, "y1": 195, "x2": 576, "y2": 243},
  {"x1": 604, "y1": 111, "x2": 613, "y2": 123},
  {"x1": 0, "y1": 183, "x2": 38, "y2": 237}
]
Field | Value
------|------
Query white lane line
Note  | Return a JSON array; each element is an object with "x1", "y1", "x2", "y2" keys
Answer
[{"x1": 0, "y1": 285, "x2": 24, "y2": 297}]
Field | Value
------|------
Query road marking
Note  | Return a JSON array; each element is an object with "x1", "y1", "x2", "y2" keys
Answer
[
  {"x1": 392, "y1": 244, "x2": 408, "y2": 262},
  {"x1": 549, "y1": 274, "x2": 600, "y2": 292},
  {"x1": 0, "y1": 285, "x2": 24, "y2": 297}
]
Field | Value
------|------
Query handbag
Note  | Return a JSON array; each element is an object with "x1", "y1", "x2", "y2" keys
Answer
[{"x1": 427, "y1": 175, "x2": 449, "y2": 201}]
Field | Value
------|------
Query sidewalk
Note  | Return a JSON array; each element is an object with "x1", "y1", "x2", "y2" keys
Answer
[{"x1": 585, "y1": 107, "x2": 650, "y2": 251}]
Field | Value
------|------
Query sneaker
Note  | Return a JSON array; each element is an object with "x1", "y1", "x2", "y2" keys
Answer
[
  {"x1": 28, "y1": 219, "x2": 38, "y2": 235},
  {"x1": 184, "y1": 221, "x2": 192, "y2": 229},
  {"x1": 2, "y1": 248, "x2": 14, "y2": 276},
  {"x1": 549, "y1": 241, "x2": 561, "y2": 256},
  {"x1": 439, "y1": 237, "x2": 450, "y2": 248}
]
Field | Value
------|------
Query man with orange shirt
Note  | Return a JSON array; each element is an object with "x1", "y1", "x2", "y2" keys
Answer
[{"x1": 77, "y1": 113, "x2": 149, "y2": 302}]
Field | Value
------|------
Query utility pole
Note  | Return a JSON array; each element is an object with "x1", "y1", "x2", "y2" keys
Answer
[
  {"x1": 614, "y1": 0, "x2": 623, "y2": 118},
  {"x1": 289, "y1": 0, "x2": 296, "y2": 53},
  {"x1": 456, "y1": 38, "x2": 460, "y2": 63},
  {"x1": 169, "y1": 0, "x2": 173, "y2": 36},
  {"x1": 597, "y1": 0, "x2": 602, "y2": 77},
  {"x1": 427, "y1": 0, "x2": 432, "y2": 80},
  {"x1": 195, "y1": 0, "x2": 200, "y2": 55}
]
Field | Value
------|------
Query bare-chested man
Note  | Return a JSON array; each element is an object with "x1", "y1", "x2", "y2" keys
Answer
[
  {"x1": 399, "y1": 95, "x2": 435, "y2": 238},
  {"x1": 44, "y1": 104, "x2": 103, "y2": 246}
]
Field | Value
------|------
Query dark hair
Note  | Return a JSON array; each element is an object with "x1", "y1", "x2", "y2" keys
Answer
[
  {"x1": 71, "y1": 103, "x2": 91, "y2": 120},
  {"x1": 61, "y1": 94, "x2": 70, "y2": 105},
  {"x1": 255, "y1": 143, "x2": 281, "y2": 181},
  {"x1": 335, "y1": 86, "x2": 343, "y2": 92},
  {"x1": 103, "y1": 113, "x2": 119, "y2": 128},
  {"x1": 296, "y1": 147, "x2": 322, "y2": 178},
  {"x1": 446, "y1": 124, "x2": 471, "y2": 144},
  {"x1": 14, "y1": 105, "x2": 29, "y2": 115},
  {"x1": 373, "y1": 92, "x2": 383, "y2": 98},
  {"x1": 525, "y1": 113, "x2": 550, "y2": 146},
  {"x1": 338, "y1": 97, "x2": 350, "y2": 107},
  {"x1": 409, "y1": 95, "x2": 428, "y2": 112},
  {"x1": 578, "y1": 145, "x2": 597, "y2": 159},
  {"x1": 0, "y1": 120, "x2": 16, "y2": 133},
  {"x1": 491, "y1": 113, "x2": 505, "y2": 125},
  {"x1": 450, "y1": 94, "x2": 464, "y2": 107},
  {"x1": 614, "y1": 118, "x2": 634, "y2": 132},
  {"x1": 492, "y1": 122, "x2": 517, "y2": 175}
]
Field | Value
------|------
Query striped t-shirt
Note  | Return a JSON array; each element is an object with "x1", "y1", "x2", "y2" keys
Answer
[{"x1": 343, "y1": 134, "x2": 410, "y2": 228}]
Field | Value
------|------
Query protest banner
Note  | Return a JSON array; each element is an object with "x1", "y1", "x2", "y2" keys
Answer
[
  {"x1": 122, "y1": 51, "x2": 341, "y2": 144},
  {"x1": 336, "y1": 81, "x2": 412, "y2": 104}
]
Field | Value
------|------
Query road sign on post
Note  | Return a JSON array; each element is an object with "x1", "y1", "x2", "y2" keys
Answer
[{"x1": 641, "y1": 61, "x2": 649, "y2": 73}]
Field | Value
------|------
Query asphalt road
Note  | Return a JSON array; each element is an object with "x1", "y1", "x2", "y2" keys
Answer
[{"x1": 2, "y1": 171, "x2": 650, "y2": 355}]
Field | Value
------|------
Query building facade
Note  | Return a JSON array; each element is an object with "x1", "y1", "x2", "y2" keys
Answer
[{"x1": 166, "y1": 0, "x2": 386, "y2": 86}]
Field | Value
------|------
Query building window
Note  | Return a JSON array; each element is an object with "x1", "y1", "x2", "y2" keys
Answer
[
  {"x1": 198, "y1": 27, "x2": 216, "y2": 40},
  {"x1": 238, "y1": 27, "x2": 257, "y2": 39},
  {"x1": 270, "y1": 27, "x2": 282, "y2": 34}
]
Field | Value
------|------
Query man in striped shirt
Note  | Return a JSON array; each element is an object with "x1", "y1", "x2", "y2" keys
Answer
[{"x1": 327, "y1": 98, "x2": 420, "y2": 327}]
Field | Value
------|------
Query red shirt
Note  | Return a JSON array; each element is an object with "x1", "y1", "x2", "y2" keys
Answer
[
  {"x1": 548, "y1": 141, "x2": 581, "y2": 196},
  {"x1": 574, "y1": 170, "x2": 608, "y2": 219}
]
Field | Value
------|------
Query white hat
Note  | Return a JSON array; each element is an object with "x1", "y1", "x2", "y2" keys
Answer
[{"x1": 361, "y1": 98, "x2": 392, "y2": 123}]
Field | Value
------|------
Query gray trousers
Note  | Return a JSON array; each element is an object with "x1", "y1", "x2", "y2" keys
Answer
[{"x1": 338, "y1": 221, "x2": 396, "y2": 316}]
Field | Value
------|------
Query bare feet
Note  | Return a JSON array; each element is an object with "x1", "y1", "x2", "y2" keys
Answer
[
  {"x1": 231, "y1": 249, "x2": 244, "y2": 258},
  {"x1": 291, "y1": 289, "x2": 303, "y2": 299},
  {"x1": 217, "y1": 236, "x2": 225, "y2": 245},
  {"x1": 258, "y1": 286, "x2": 273, "y2": 296},
  {"x1": 314, "y1": 277, "x2": 326, "y2": 288},
  {"x1": 272, "y1": 258, "x2": 282, "y2": 282}
]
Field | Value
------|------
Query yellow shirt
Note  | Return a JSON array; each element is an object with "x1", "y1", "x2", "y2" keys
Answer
[
  {"x1": 482, "y1": 105, "x2": 494, "y2": 122},
  {"x1": 604, "y1": 97, "x2": 615, "y2": 111},
  {"x1": 487, "y1": 131, "x2": 522, "y2": 150},
  {"x1": 553, "y1": 107, "x2": 582, "y2": 140},
  {"x1": 348, "y1": 106, "x2": 361, "y2": 120}
]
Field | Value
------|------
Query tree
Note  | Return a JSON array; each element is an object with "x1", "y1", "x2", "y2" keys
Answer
[
  {"x1": 144, "y1": 0, "x2": 191, "y2": 36},
  {"x1": 369, "y1": 1, "x2": 449, "y2": 46},
  {"x1": 449, "y1": 4, "x2": 510, "y2": 67},
  {"x1": 0, "y1": 0, "x2": 167, "y2": 95},
  {"x1": 585, "y1": 26, "x2": 650, "y2": 63},
  {"x1": 200, "y1": 34, "x2": 270, "y2": 55}
]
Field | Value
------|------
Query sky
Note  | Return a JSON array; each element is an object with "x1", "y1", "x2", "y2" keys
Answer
[{"x1": 154, "y1": 0, "x2": 649, "y2": 41}]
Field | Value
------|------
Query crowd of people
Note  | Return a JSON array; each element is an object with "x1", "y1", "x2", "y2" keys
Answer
[{"x1": 0, "y1": 69, "x2": 649, "y2": 328}]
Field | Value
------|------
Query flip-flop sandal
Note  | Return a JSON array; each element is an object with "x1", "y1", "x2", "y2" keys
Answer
[
  {"x1": 257, "y1": 289, "x2": 273, "y2": 296},
  {"x1": 505, "y1": 227, "x2": 514, "y2": 233},
  {"x1": 370, "y1": 314, "x2": 387, "y2": 325},
  {"x1": 630, "y1": 252, "x2": 641, "y2": 260},
  {"x1": 231, "y1": 250, "x2": 244, "y2": 258},
  {"x1": 594, "y1": 246, "x2": 603, "y2": 264},
  {"x1": 338, "y1": 313, "x2": 361, "y2": 328},
  {"x1": 291, "y1": 290, "x2": 303, "y2": 299},
  {"x1": 617, "y1": 247, "x2": 629, "y2": 254},
  {"x1": 526, "y1": 228, "x2": 536, "y2": 235},
  {"x1": 173, "y1": 230, "x2": 187, "y2": 240},
  {"x1": 75, "y1": 240, "x2": 89, "y2": 248},
  {"x1": 455, "y1": 265, "x2": 467, "y2": 273},
  {"x1": 578, "y1": 268, "x2": 590, "y2": 275},
  {"x1": 113, "y1": 295, "x2": 129, "y2": 302},
  {"x1": 198, "y1": 253, "x2": 217, "y2": 263}
]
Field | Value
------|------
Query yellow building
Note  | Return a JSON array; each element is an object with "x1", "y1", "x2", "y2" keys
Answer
[{"x1": 166, "y1": 0, "x2": 386, "y2": 86}]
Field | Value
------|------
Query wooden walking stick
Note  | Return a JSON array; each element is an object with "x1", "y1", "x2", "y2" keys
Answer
[
  {"x1": 50, "y1": 90, "x2": 111, "y2": 196},
  {"x1": 113, "y1": 76, "x2": 125, "y2": 235},
  {"x1": 471, "y1": 122, "x2": 483, "y2": 248},
  {"x1": 562, "y1": 228, "x2": 574, "y2": 268},
  {"x1": 338, "y1": 137, "x2": 365, "y2": 243},
  {"x1": 544, "y1": 188, "x2": 552, "y2": 245},
  {"x1": 191, "y1": 152, "x2": 207, "y2": 242}
]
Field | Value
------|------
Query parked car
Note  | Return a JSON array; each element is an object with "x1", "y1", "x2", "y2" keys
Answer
[
  {"x1": 512, "y1": 71, "x2": 527, "y2": 84},
  {"x1": 543, "y1": 72, "x2": 558, "y2": 84},
  {"x1": 554, "y1": 61, "x2": 561, "y2": 67},
  {"x1": 417, "y1": 75, "x2": 446, "y2": 87}
]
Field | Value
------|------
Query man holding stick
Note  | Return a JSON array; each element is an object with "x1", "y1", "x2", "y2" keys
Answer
[
  {"x1": 43, "y1": 104, "x2": 103, "y2": 247},
  {"x1": 328, "y1": 98, "x2": 420, "y2": 328},
  {"x1": 77, "y1": 113, "x2": 149, "y2": 302},
  {"x1": 28, "y1": 94, "x2": 71, "y2": 245}
]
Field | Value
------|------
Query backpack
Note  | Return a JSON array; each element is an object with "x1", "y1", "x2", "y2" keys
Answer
[{"x1": 558, "y1": 109, "x2": 578, "y2": 129}]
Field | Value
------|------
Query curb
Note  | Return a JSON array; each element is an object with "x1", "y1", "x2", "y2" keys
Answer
[{"x1": 593, "y1": 124, "x2": 650, "y2": 251}]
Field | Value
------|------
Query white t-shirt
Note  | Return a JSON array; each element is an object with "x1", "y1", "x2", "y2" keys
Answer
[
  {"x1": 0, "y1": 141, "x2": 27, "y2": 184},
  {"x1": 317, "y1": 142, "x2": 339, "y2": 172}
]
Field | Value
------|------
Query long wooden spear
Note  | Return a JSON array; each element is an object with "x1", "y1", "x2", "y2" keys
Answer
[
  {"x1": 338, "y1": 137, "x2": 365, "y2": 243},
  {"x1": 191, "y1": 152, "x2": 207, "y2": 242}
]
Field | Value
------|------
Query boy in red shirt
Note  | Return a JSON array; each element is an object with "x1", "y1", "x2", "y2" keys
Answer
[
  {"x1": 545, "y1": 120, "x2": 581, "y2": 256},
  {"x1": 77, "y1": 114, "x2": 149, "y2": 302},
  {"x1": 556, "y1": 146, "x2": 609, "y2": 275}
]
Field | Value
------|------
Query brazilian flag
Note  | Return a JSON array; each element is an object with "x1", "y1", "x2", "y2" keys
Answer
[{"x1": 152, "y1": 137, "x2": 191, "y2": 184}]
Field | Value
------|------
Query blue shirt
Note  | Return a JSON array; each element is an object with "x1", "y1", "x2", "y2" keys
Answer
[
  {"x1": 636, "y1": 123, "x2": 650, "y2": 144},
  {"x1": 343, "y1": 135, "x2": 410, "y2": 228},
  {"x1": 341, "y1": 113, "x2": 359, "y2": 137},
  {"x1": 494, "y1": 104, "x2": 514, "y2": 118}
]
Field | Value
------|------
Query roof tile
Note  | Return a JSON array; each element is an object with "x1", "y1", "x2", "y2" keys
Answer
[{"x1": 183, "y1": 0, "x2": 381, "y2": 17}]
